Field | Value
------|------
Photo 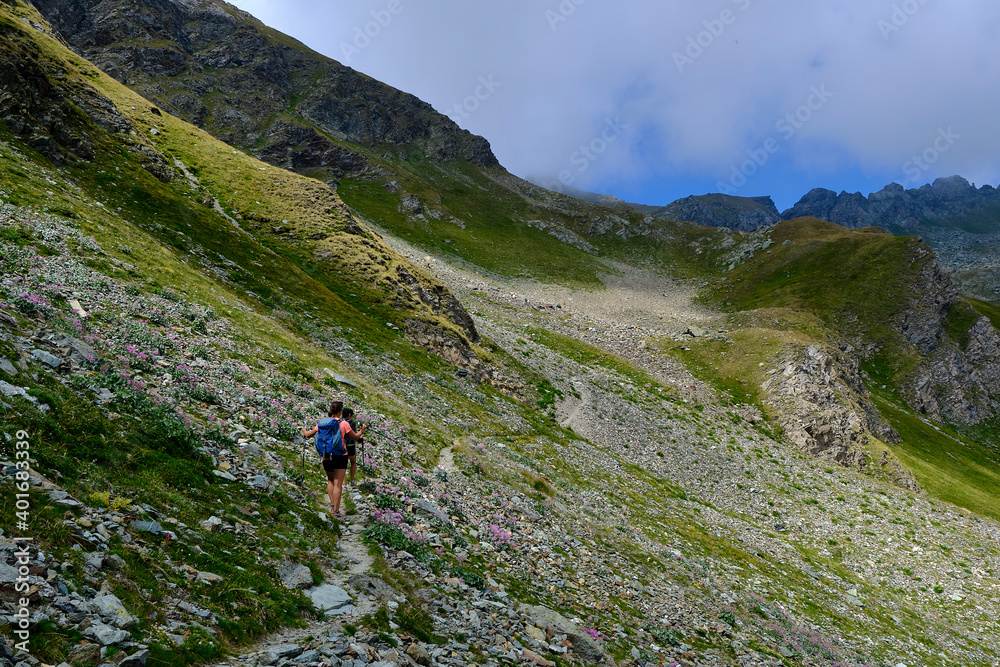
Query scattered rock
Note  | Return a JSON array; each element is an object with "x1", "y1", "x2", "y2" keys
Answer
[
  {"x1": 195, "y1": 571, "x2": 223, "y2": 585},
  {"x1": 130, "y1": 520, "x2": 162, "y2": 535},
  {"x1": 31, "y1": 348, "x2": 62, "y2": 368},
  {"x1": 276, "y1": 560, "x2": 313, "y2": 590},
  {"x1": 306, "y1": 584, "x2": 354, "y2": 615}
]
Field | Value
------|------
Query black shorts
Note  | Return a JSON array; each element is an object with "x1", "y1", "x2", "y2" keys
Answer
[
  {"x1": 347, "y1": 445, "x2": 357, "y2": 457},
  {"x1": 322, "y1": 456, "x2": 349, "y2": 472}
]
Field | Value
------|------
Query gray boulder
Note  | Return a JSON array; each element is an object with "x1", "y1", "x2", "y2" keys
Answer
[
  {"x1": 131, "y1": 520, "x2": 162, "y2": 535},
  {"x1": 91, "y1": 592, "x2": 136, "y2": 628},
  {"x1": 31, "y1": 348, "x2": 62, "y2": 368},
  {"x1": 521, "y1": 605, "x2": 613, "y2": 666},
  {"x1": 118, "y1": 649, "x2": 150, "y2": 667},
  {"x1": 306, "y1": 584, "x2": 354, "y2": 615},
  {"x1": 84, "y1": 622, "x2": 129, "y2": 646},
  {"x1": 276, "y1": 560, "x2": 313, "y2": 589},
  {"x1": 264, "y1": 644, "x2": 302, "y2": 665}
]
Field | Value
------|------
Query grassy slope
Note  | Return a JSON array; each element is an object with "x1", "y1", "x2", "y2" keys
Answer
[
  {"x1": 674, "y1": 217, "x2": 1000, "y2": 517},
  {"x1": 339, "y1": 164, "x2": 611, "y2": 288},
  {"x1": 874, "y1": 397, "x2": 1000, "y2": 521}
]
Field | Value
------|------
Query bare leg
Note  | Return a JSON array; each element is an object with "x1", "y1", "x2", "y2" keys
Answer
[
  {"x1": 332, "y1": 468, "x2": 347, "y2": 515},
  {"x1": 326, "y1": 473, "x2": 336, "y2": 513}
]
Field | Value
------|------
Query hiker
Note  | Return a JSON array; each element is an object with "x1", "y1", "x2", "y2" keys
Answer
[
  {"x1": 342, "y1": 407, "x2": 364, "y2": 486},
  {"x1": 302, "y1": 401, "x2": 366, "y2": 517}
]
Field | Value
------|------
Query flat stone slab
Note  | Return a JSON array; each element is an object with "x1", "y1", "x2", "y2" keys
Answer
[
  {"x1": 266, "y1": 643, "x2": 303, "y2": 663},
  {"x1": 307, "y1": 584, "x2": 354, "y2": 615},
  {"x1": 324, "y1": 368, "x2": 357, "y2": 388},
  {"x1": 131, "y1": 520, "x2": 162, "y2": 535},
  {"x1": 31, "y1": 348, "x2": 62, "y2": 368}
]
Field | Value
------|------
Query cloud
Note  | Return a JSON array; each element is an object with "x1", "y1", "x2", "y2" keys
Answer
[{"x1": 229, "y1": 0, "x2": 1000, "y2": 206}]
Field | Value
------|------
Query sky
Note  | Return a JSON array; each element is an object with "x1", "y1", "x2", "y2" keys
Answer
[{"x1": 229, "y1": 0, "x2": 1000, "y2": 211}]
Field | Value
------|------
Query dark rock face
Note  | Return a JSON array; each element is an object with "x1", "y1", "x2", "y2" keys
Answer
[
  {"x1": 782, "y1": 176, "x2": 1000, "y2": 231},
  {"x1": 34, "y1": 0, "x2": 499, "y2": 174},
  {"x1": 653, "y1": 194, "x2": 781, "y2": 231},
  {"x1": 0, "y1": 20, "x2": 174, "y2": 179},
  {"x1": 257, "y1": 120, "x2": 371, "y2": 178}
]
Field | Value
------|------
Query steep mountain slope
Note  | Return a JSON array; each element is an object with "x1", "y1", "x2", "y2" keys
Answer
[
  {"x1": 32, "y1": 0, "x2": 718, "y2": 290},
  {"x1": 682, "y1": 219, "x2": 1000, "y2": 497},
  {"x1": 32, "y1": 0, "x2": 497, "y2": 175},
  {"x1": 0, "y1": 0, "x2": 499, "y2": 379}
]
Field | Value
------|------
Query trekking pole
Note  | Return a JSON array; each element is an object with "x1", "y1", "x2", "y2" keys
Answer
[{"x1": 292, "y1": 432, "x2": 306, "y2": 488}]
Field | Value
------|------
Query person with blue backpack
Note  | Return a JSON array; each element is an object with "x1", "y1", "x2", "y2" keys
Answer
[{"x1": 301, "y1": 401, "x2": 366, "y2": 517}]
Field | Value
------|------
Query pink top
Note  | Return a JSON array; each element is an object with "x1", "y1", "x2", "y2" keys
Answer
[{"x1": 339, "y1": 419, "x2": 352, "y2": 445}]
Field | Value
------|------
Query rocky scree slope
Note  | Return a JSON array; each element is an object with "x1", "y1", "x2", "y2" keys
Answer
[{"x1": 3, "y1": 197, "x2": 1000, "y2": 667}]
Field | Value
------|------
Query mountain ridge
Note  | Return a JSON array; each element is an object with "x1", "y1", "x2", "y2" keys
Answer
[
  {"x1": 780, "y1": 175, "x2": 1000, "y2": 232},
  {"x1": 32, "y1": 0, "x2": 499, "y2": 179}
]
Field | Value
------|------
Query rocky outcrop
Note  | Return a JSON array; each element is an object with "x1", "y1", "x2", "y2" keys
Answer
[
  {"x1": 652, "y1": 194, "x2": 780, "y2": 231},
  {"x1": 781, "y1": 176, "x2": 1000, "y2": 232},
  {"x1": 761, "y1": 344, "x2": 915, "y2": 489},
  {"x1": 33, "y1": 0, "x2": 499, "y2": 175},
  {"x1": 393, "y1": 265, "x2": 479, "y2": 345},
  {"x1": 883, "y1": 253, "x2": 1000, "y2": 425},
  {"x1": 257, "y1": 120, "x2": 372, "y2": 178},
  {"x1": 526, "y1": 219, "x2": 598, "y2": 254},
  {"x1": 0, "y1": 18, "x2": 174, "y2": 179}
]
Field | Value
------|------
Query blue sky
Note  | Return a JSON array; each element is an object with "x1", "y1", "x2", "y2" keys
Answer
[{"x1": 230, "y1": 0, "x2": 1000, "y2": 211}]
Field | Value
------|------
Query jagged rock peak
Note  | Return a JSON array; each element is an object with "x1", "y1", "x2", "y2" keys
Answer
[{"x1": 781, "y1": 176, "x2": 1000, "y2": 231}]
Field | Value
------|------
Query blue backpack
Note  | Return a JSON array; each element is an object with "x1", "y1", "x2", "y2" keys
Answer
[{"x1": 315, "y1": 418, "x2": 346, "y2": 458}]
